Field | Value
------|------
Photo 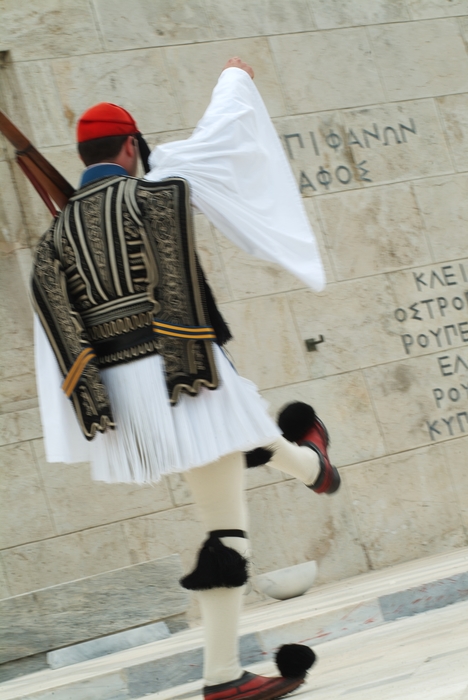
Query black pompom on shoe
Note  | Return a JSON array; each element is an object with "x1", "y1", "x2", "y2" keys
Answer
[
  {"x1": 275, "y1": 644, "x2": 317, "y2": 678},
  {"x1": 245, "y1": 447, "x2": 274, "y2": 468},
  {"x1": 278, "y1": 402, "x2": 316, "y2": 443}
]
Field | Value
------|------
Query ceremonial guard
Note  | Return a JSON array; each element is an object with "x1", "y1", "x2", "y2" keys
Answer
[{"x1": 31, "y1": 58, "x2": 340, "y2": 700}]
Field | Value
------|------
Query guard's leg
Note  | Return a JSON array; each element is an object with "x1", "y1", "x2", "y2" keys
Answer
[{"x1": 184, "y1": 451, "x2": 248, "y2": 686}]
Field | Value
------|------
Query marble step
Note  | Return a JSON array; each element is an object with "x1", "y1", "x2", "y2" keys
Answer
[{"x1": 1, "y1": 547, "x2": 468, "y2": 700}]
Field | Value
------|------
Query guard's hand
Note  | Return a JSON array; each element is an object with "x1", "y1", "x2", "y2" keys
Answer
[{"x1": 223, "y1": 57, "x2": 254, "y2": 79}]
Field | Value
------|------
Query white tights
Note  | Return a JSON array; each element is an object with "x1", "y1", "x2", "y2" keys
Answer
[{"x1": 184, "y1": 437, "x2": 320, "y2": 686}]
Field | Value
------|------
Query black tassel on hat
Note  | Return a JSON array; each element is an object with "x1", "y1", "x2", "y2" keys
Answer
[
  {"x1": 275, "y1": 644, "x2": 317, "y2": 678},
  {"x1": 180, "y1": 529, "x2": 249, "y2": 591},
  {"x1": 135, "y1": 131, "x2": 151, "y2": 174}
]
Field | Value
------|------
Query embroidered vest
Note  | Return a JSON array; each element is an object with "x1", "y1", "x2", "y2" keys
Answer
[{"x1": 32, "y1": 176, "x2": 229, "y2": 440}]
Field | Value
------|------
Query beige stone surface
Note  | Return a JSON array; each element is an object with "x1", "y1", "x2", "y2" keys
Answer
[
  {"x1": 0, "y1": 348, "x2": 34, "y2": 382},
  {"x1": 4, "y1": 61, "x2": 71, "y2": 149},
  {"x1": 262, "y1": 372, "x2": 386, "y2": 466},
  {"x1": 445, "y1": 436, "x2": 468, "y2": 533},
  {"x1": 437, "y1": 93, "x2": 468, "y2": 172},
  {"x1": 221, "y1": 294, "x2": 309, "y2": 390},
  {"x1": 0, "y1": 160, "x2": 25, "y2": 254},
  {"x1": 0, "y1": 254, "x2": 33, "y2": 354},
  {"x1": 193, "y1": 215, "x2": 232, "y2": 304},
  {"x1": 0, "y1": 442, "x2": 55, "y2": 549},
  {"x1": 0, "y1": 0, "x2": 103, "y2": 61},
  {"x1": 273, "y1": 111, "x2": 357, "y2": 198},
  {"x1": 289, "y1": 274, "x2": 404, "y2": 378},
  {"x1": 247, "y1": 478, "x2": 369, "y2": 584},
  {"x1": 214, "y1": 230, "x2": 304, "y2": 300},
  {"x1": 0, "y1": 373, "x2": 37, "y2": 415},
  {"x1": 0, "y1": 408, "x2": 42, "y2": 448},
  {"x1": 0, "y1": 560, "x2": 10, "y2": 599},
  {"x1": 32, "y1": 440, "x2": 174, "y2": 535},
  {"x1": 1, "y1": 522, "x2": 133, "y2": 596},
  {"x1": 302, "y1": 199, "x2": 336, "y2": 283},
  {"x1": 94, "y1": 0, "x2": 212, "y2": 50},
  {"x1": 343, "y1": 100, "x2": 453, "y2": 185},
  {"x1": 206, "y1": 0, "x2": 316, "y2": 38},
  {"x1": 165, "y1": 38, "x2": 285, "y2": 128},
  {"x1": 310, "y1": 0, "x2": 410, "y2": 28},
  {"x1": 368, "y1": 19, "x2": 468, "y2": 100},
  {"x1": 364, "y1": 346, "x2": 468, "y2": 452},
  {"x1": 344, "y1": 444, "x2": 466, "y2": 568},
  {"x1": 387, "y1": 258, "x2": 468, "y2": 359},
  {"x1": 407, "y1": 0, "x2": 468, "y2": 18},
  {"x1": 317, "y1": 183, "x2": 431, "y2": 281},
  {"x1": 414, "y1": 176, "x2": 468, "y2": 261},
  {"x1": 269, "y1": 29, "x2": 384, "y2": 114},
  {"x1": 123, "y1": 505, "x2": 204, "y2": 572},
  {"x1": 52, "y1": 49, "x2": 181, "y2": 138}
]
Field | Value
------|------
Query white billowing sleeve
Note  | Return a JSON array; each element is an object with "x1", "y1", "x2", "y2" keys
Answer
[{"x1": 145, "y1": 67, "x2": 325, "y2": 291}]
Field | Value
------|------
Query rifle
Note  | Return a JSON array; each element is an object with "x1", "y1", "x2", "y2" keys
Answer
[{"x1": 0, "y1": 109, "x2": 75, "y2": 216}]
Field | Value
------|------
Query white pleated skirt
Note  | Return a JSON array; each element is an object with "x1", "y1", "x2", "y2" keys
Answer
[{"x1": 35, "y1": 316, "x2": 280, "y2": 484}]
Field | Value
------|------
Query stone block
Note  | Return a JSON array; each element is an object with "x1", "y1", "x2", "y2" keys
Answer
[
  {"x1": 52, "y1": 49, "x2": 181, "y2": 138},
  {"x1": 123, "y1": 505, "x2": 204, "y2": 574},
  {"x1": 94, "y1": 0, "x2": 212, "y2": 50},
  {"x1": 0, "y1": 442, "x2": 55, "y2": 549},
  {"x1": 0, "y1": 0, "x2": 102, "y2": 61},
  {"x1": 245, "y1": 464, "x2": 287, "y2": 490},
  {"x1": 445, "y1": 436, "x2": 468, "y2": 533},
  {"x1": 3, "y1": 62, "x2": 71, "y2": 149},
  {"x1": 20, "y1": 675, "x2": 129, "y2": 700},
  {"x1": 0, "y1": 373, "x2": 37, "y2": 415},
  {"x1": 364, "y1": 346, "x2": 468, "y2": 452},
  {"x1": 0, "y1": 554, "x2": 188, "y2": 664},
  {"x1": 194, "y1": 214, "x2": 232, "y2": 304},
  {"x1": 0, "y1": 347, "x2": 34, "y2": 381},
  {"x1": 344, "y1": 444, "x2": 466, "y2": 569},
  {"x1": 165, "y1": 38, "x2": 286, "y2": 128},
  {"x1": 221, "y1": 294, "x2": 309, "y2": 390},
  {"x1": 343, "y1": 100, "x2": 453, "y2": 185},
  {"x1": 386, "y1": 258, "x2": 468, "y2": 360},
  {"x1": 205, "y1": 0, "x2": 316, "y2": 38},
  {"x1": 317, "y1": 183, "x2": 431, "y2": 281},
  {"x1": 166, "y1": 472, "x2": 194, "y2": 507},
  {"x1": 0, "y1": 254, "x2": 33, "y2": 353},
  {"x1": 289, "y1": 274, "x2": 405, "y2": 379},
  {"x1": 310, "y1": 0, "x2": 410, "y2": 28},
  {"x1": 247, "y1": 479, "x2": 369, "y2": 585},
  {"x1": 269, "y1": 29, "x2": 384, "y2": 114},
  {"x1": 0, "y1": 559, "x2": 10, "y2": 599},
  {"x1": 32, "y1": 439, "x2": 174, "y2": 535},
  {"x1": 0, "y1": 162, "x2": 26, "y2": 255},
  {"x1": 47, "y1": 620, "x2": 170, "y2": 669},
  {"x1": 2, "y1": 522, "x2": 133, "y2": 596},
  {"x1": 368, "y1": 19, "x2": 468, "y2": 101},
  {"x1": 214, "y1": 230, "x2": 304, "y2": 301},
  {"x1": 407, "y1": 0, "x2": 468, "y2": 18},
  {"x1": 262, "y1": 372, "x2": 386, "y2": 466},
  {"x1": 379, "y1": 571, "x2": 468, "y2": 620},
  {"x1": 437, "y1": 94, "x2": 468, "y2": 172},
  {"x1": 0, "y1": 407, "x2": 42, "y2": 448}
]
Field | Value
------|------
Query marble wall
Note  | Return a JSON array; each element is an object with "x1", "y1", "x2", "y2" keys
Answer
[{"x1": 1, "y1": 0, "x2": 468, "y2": 632}]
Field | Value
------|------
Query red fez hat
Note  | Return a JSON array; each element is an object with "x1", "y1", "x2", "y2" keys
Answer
[{"x1": 77, "y1": 102, "x2": 138, "y2": 143}]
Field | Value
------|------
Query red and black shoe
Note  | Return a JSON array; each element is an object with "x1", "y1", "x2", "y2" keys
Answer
[
  {"x1": 204, "y1": 644, "x2": 316, "y2": 700},
  {"x1": 278, "y1": 402, "x2": 340, "y2": 495},
  {"x1": 204, "y1": 671, "x2": 304, "y2": 700}
]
